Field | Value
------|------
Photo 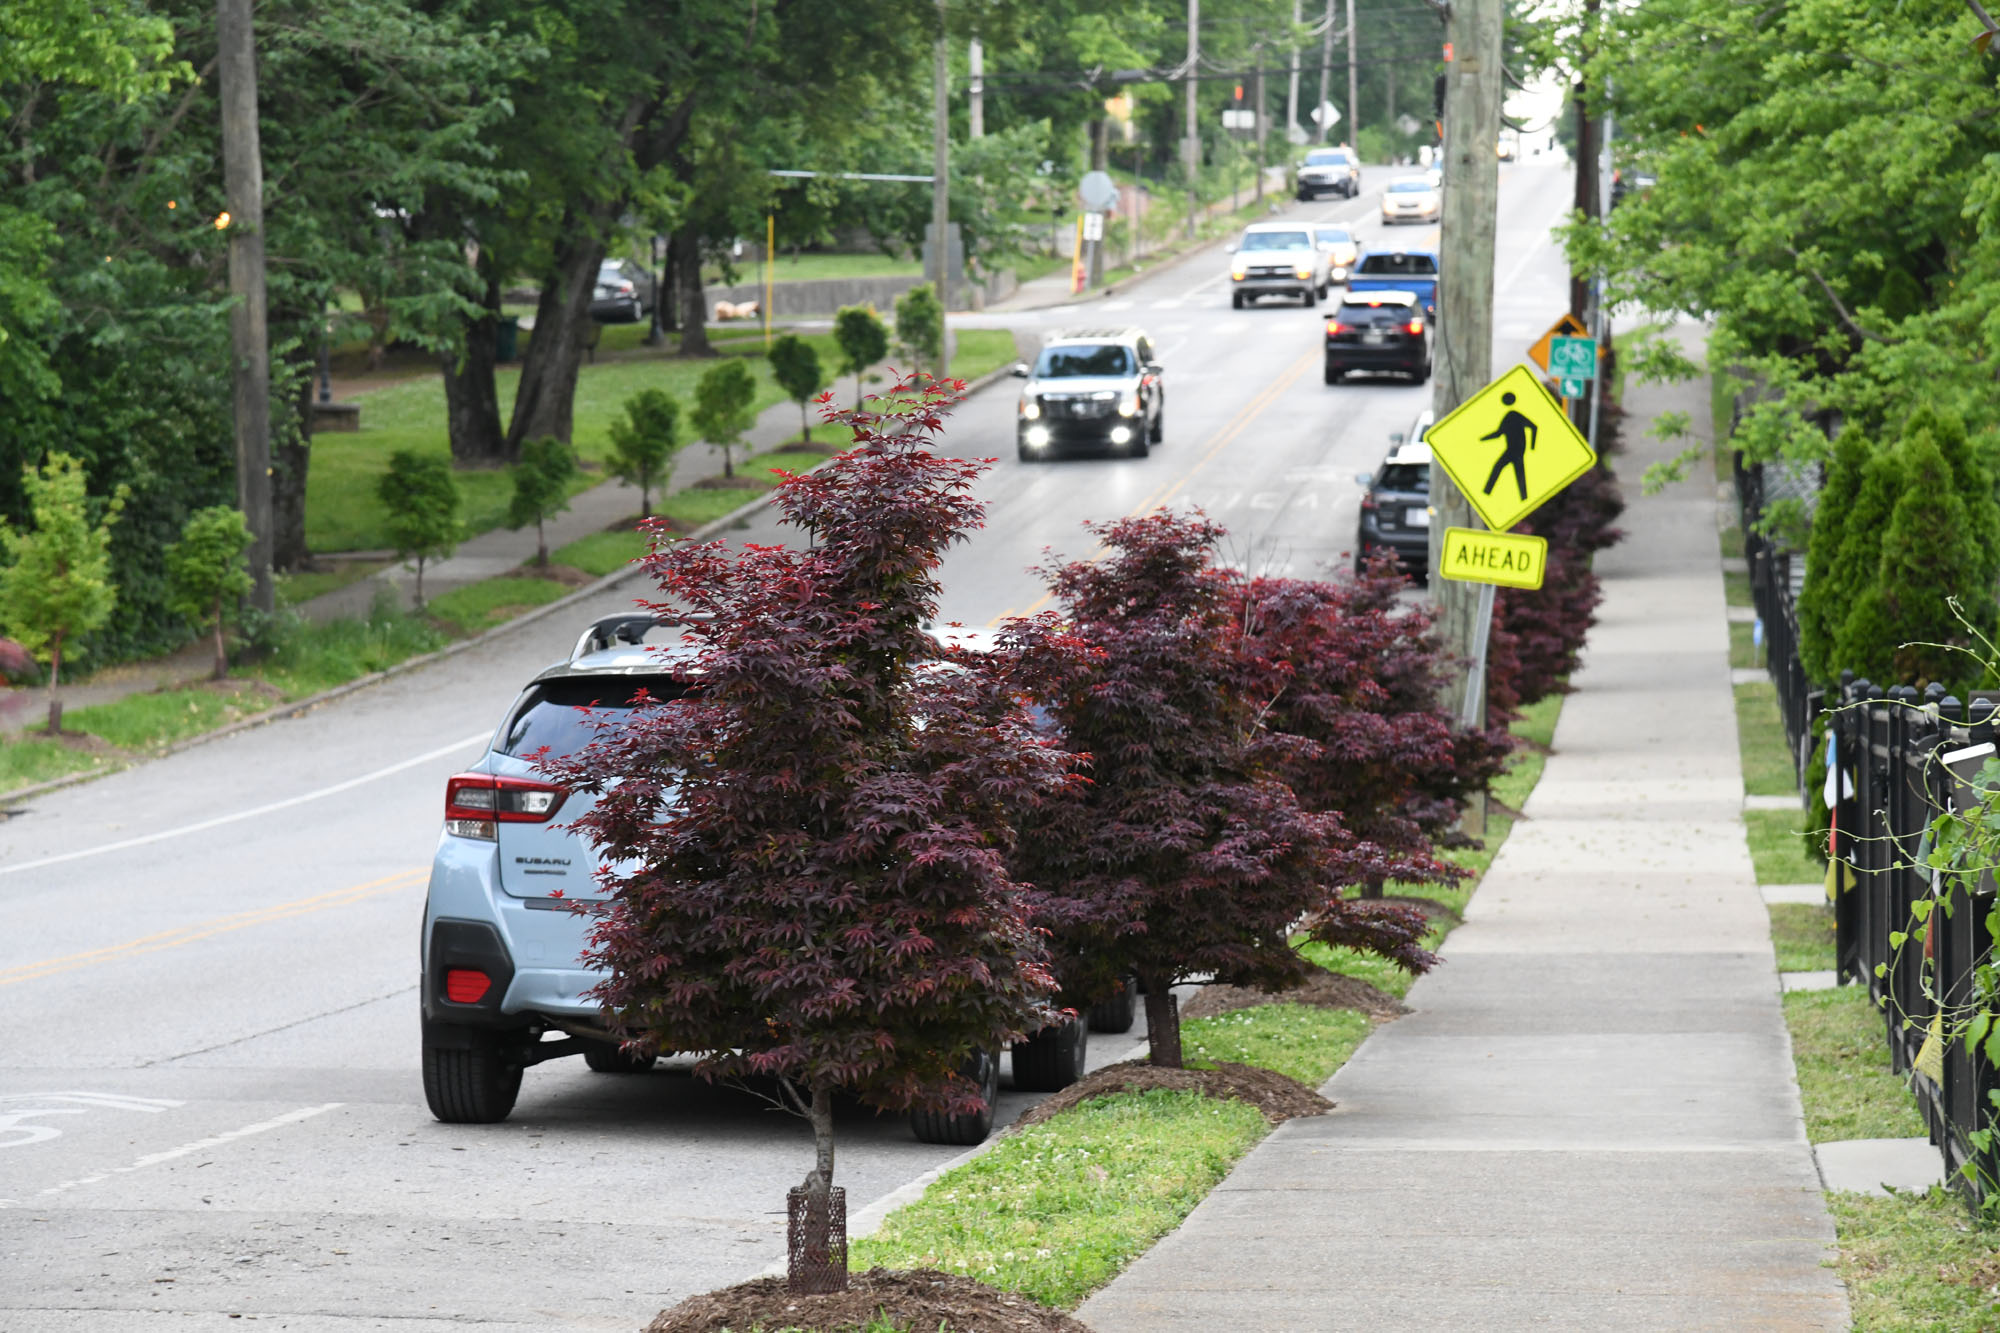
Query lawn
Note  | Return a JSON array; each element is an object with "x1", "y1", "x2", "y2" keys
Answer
[
  {"x1": 1770, "y1": 902, "x2": 1835, "y2": 973},
  {"x1": 1746, "y1": 808, "x2": 1823, "y2": 885},
  {"x1": 552, "y1": 530, "x2": 652, "y2": 579},
  {"x1": 1783, "y1": 984, "x2": 1923, "y2": 1143},
  {"x1": 0, "y1": 734, "x2": 119, "y2": 792},
  {"x1": 1736, "y1": 679, "x2": 1798, "y2": 796},
  {"x1": 1182, "y1": 1003, "x2": 1374, "y2": 1086},
  {"x1": 1832, "y1": 1190, "x2": 2000, "y2": 1332},
  {"x1": 706, "y1": 251, "x2": 923, "y2": 284},
  {"x1": 851, "y1": 1089, "x2": 1268, "y2": 1309},
  {"x1": 1725, "y1": 569, "x2": 1752, "y2": 607},
  {"x1": 1731, "y1": 621, "x2": 1760, "y2": 670},
  {"x1": 425, "y1": 576, "x2": 571, "y2": 636}
]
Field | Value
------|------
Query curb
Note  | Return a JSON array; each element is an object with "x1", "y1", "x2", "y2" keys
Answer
[{"x1": 0, "y1": 363, "x2": 1023, "y2": 814}]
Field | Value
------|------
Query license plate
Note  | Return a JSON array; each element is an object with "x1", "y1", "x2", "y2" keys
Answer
[
  {"x1": 1362, "y1": 332, "x2": 1387, "y2": 344},
  {"x1": 1405, "y1": 507, "x2": 1430, "y2": 528}
]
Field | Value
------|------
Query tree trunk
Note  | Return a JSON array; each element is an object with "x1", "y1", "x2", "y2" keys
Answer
[
  {"x1": 1360, "y1": 875, "x2": 1384, "y2": 900},
  {"x1": 789, "y1": 1082, "x2": 845, "y2": 1292},
  {"x1": 800, "y1": 402, "x2": 811, "y2": 444},
  {"x1": 806, "y1": 1083, "x2": 836, "y2": 1196},
  {"x1": 445, "y1": 263, "x2": 510, "y2": 466},
  {"x1": 535, "y1": 515, "x2": 548, "y2": 566},
  {"x1": 660, "y1": 232, "x2": 679, "y2": 333},
  {"x1": 507, "y1": 232, "x2": 607, "y2": 451},
  {"x1": 45, "y1": 633, "x2": 63, "y2": 735},
  {"x1": 1141, "y1": 978, "x2": 1182, "y2": 1068},
  {"x1": 1570, "y1": 0, "x2": 1600, "y2": 322},
  {"x1": 268, "y1": 342, "x2": 314, "y2": 573},
  {"x1": 414, "y1": 554, "x2": 427, "y2": 608},
  {"x1": 210, "y1": 597, "x2": 228, "y2": 680},
  {"x1": 677, "y1": 232, "x2": 711, "y2": 357}
]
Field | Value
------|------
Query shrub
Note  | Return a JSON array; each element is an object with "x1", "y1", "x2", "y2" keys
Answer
[
  {"x1": 505, "y1": 437, "x2": 576, "y2": 566},
  {"x1": 894, "y1": 282, "x2": 944, "y2": 372},
  {"x1": 0, "y1": 452, "x2": 128, "y2": 733},
  {"x1": 376, "y1": 451, "x2": 462, "y2": 606},
  {"x1": 605, "y1": 388, "x2": 682, "y2": 518},
  {"x1": 768, "y1": 334, "x2": 828, "y2": 444},
  {"x1": 833, "y1": 304, "x2": 889, "y2": 409},
  {"x1": 164, "y1": 505, "x2": 254, "y2": 680},
  {"x1": 690, "y1": 358, "x2": 758, "y2": 479}
]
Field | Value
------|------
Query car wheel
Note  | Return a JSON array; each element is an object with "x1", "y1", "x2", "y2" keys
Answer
[
  {"x1": 1130, "y1": 436, "x2": 1150, "y2": 458},
  {"x1": 1012, "y1": 1016, "x2": 1089, "y2": 1092},
  {"x1": 1017, "y1": 442, "x2": 1033, "y2": 461},
  {"x1": 1231, "y1": 292, "x2": 1244, "y2": 310},
  {"x1": 1087, "y1": 979, "x2": 1139, "y2": 1033},
  {"x1": 1149, "y1": 406, "x2": 1164, "y2": 444},
  {"x1": 1303, "y1": 287, "x2": 1317, "y2": 308},
  {"x1": 583, "y1": 1040, "x2": 656, "y2": 1074},
  {"x1": 423, "y1": 1032, "x2": 524, "y2": 1124},
  {"x1": 1324, "y1": 363, "x2": 1343, "y2": 386},
  {"x1": 1415, "y1": 360, "x2": 1432, "y2": 384},
  {"x1": 910, "y1": 1048, "x2": 999, "y2": 1145}
]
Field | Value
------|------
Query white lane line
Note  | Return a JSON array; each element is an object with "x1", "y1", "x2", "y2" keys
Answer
[
  {"x1": 0, "y1": 732, "x2": 489, "y2": 878},
  {"x1": 1498, "y1": 197, "x2": 1578, "y2": 296},
  {"x1": 1151, "y1": 298, "x2": 1184, "y2": 310},
  {"x1": 0, "y1": 1103, "x2": 343, "y2": 1207},
  {"x1": 1100, "y1": 300, "x2": 1134, "y2": 311}
]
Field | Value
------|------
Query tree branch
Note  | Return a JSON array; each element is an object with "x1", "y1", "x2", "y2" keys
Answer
[{"x1": 1784, "y1": 247, "x2": 1897, "y2": 345}]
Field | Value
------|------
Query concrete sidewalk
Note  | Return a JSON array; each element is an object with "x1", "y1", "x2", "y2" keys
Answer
[{"x1": 1078, "y1": 319, "x2": 1849, "y2": 1331}]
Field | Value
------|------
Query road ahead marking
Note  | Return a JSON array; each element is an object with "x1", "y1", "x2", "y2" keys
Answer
[
  {"x1": 0, "y1": 868, "x2": 426, "y2": 987},
  {"x1": 0, "y1": 731, "x2": 487, "y2": 879}
]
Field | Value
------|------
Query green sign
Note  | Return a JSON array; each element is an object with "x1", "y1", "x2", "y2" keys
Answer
[
  {"x1": 1559, "y1": 376, "x2": 1586, "y2": 400},
  {"x1": 1548, "y1": 335, "x2": 1597, "y2": 381}
]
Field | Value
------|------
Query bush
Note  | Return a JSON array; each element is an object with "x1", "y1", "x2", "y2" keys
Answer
[
  {"x1": 690, "y1": 358, "x2": 758, "y2": 479},
  {"x1": 376, "y1": 451, "x2": 462, "y2": 606},
  {"x1": 833, "y1": 304, "x2": 889, "y2": 409},
  {"x1": 894, "y1": 282, "x2": 944, "y2": 371},
  {"x1": 605, "y1": 388, "x2": 682, "y2": 517},
  {"x1": 505, "y1": 437, "x2": 577, "y2": 565},
  {"x1": 164, "y1": 505, "x2": 254, "y2": 679},
  {"x1": 767, "y1": 334, "x2": 827, "y2": 443}
]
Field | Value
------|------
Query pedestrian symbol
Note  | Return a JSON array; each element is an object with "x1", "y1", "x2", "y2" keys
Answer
[
  {"x1": 1424, "y1": 364, "x2": 1597, "y2": 532},
  {"x1": 1439, "y1": 526, "x2": 1548, "y2": 590}
]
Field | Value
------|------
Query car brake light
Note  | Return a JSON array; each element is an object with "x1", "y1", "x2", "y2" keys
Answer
[
  {"x1": 1326, "y1": 321, "x2": 1346, "y2": 334},
  {"x1": 445, "y1": 969, "x2": 491, "y2": 1003},
  {"x1": 1360, "y1": 494, "x2": 1377, "y2": 509},
  {"x1": 444, "y1": 772, "x2": 566, "y2": 841},
  {"x1": 1405, "y1": 318, "x2": 1424, "y2": 334}
]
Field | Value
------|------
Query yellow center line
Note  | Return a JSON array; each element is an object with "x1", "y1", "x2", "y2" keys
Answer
[
  {"x1": 0, "y1": 867, "x2": 428, "y2": 987},
  {"x1": 996, "y1": 347, "x2": 1320, "y2": 625}
]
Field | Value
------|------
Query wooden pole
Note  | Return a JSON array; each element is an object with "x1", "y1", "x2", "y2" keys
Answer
[
  {"x1": 931, "y1": 5, "x2": 952, "y2": 378},
  {"x1": 217, "y1": 0, "x2": 273, "y2": 612}
]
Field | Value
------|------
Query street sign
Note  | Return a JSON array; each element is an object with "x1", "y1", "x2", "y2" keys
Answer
[
  {"x1": 1424, "y1": 364, "x2": 1598, "y2": 532},
  {"x1": 1527, "y1": 312, "x2": 1588, "y2": 373},
  {"x1": 1558, "y1": 376, "x2": 1586, "y2": 400},
  {"x1": 1221, "y1": 109, "x2": 1256, "y2": 130},
  {"x1": 1081, "y1": 211, "x2": 1105, "y2": 242},
  {"x1": 1548, "y1": 335, "x2": 1597, "y2": 381},
  {"x1": 1439, "y1": 526, "x2": 1549, "y2": 590},
  {"x1": 1079, "y1": 170, "x2": 1119, "y2": 211},
  {"x1": 1310, "y1": 101, "x2": 1341, "y2": 127}
]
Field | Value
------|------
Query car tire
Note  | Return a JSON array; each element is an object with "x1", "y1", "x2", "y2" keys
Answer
[
  {"x1": 1130, "y1": 437, "x2": 1150, "y2": 458},
  {"x1": 1012, "y1": 1017, "x2": 1089, "y2": 1092},
  {"x1": 910, "y1": 1048, "x2": 999, "y2": 1145},
  {"x1": 1231, "y1": 292, "x2": 1244, "y2": 310},
  {"x1": 1017, "y1": 442, "x2": 1033, "y2": 461},
  {"x1": 423, "y1": 1033, "x2": 523, "y2": 1124},
  {"x1": 1415, "y1": 361, "x2": 1432, "y2": 384},
  {"x1": 1087, "y1": 980, "x2": 1139, "y2": 1034},
  {"x1": 1149, "y1": 407, "x2": 1164, "y2": 444},
  {"x1": 1303, "y1": 287, "x2": 1317, "y2": 308},
  {"x1": 583, "y1": 1040, "x2": 656, "y2": 1074},
  {"x1": 1324, "y1": 363, "x2": 1344, "y2": 385}
]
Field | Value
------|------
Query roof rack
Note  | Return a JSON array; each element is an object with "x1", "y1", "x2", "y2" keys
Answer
[{"x1": 569, "y1": 613, "x2": 713, "y2": 663}]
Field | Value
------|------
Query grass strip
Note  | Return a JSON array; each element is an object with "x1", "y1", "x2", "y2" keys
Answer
[
  {"x1": 1725, "y1": 569, "x2": 1752, "y2": 607},
  {"x1": 1830, "y1": 1190, "x2": 2000, "y2": 1332},
  {"x1": 65, "y1": 684, "x2": 283, "y2": 754},
  {"x1": 1736, "y1": 679, "x2": 1799, "y2": 797},
  {"x1": 426, "y1": 576, "x2": 571, "y2": 636},
  {"x1": 1747, "y1": 808, "x2": 1823, "y2": 885},
  {"x1": 552, "y1": 530, "x2": 651, "y2": 578},
  {"x1": 1783, "y1": 985, "x2": 1925, "y2": 1143},
  {"x1": 1730, "y1": 621, "x2": 1759, "y2": 670},
  {"x1": 948, "y1": 329, "x2": 1021, "y2": 384},
  {"x1": 0, "y1": 734, "x2": 117, "y2": 790},
  {"x1": 1183, "y1": 1004, "x2": 1374, "y2": 1087},
  {"x1": 851, "y1": 1089, "x2": 1268, "y2": 1309},
  {"x1": 1770, "y1": 903, "x2": 1835, "y2": 973}
]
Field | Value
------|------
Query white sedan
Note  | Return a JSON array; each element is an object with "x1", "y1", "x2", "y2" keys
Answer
[{"x1": 1381, "y1": 176, "x2": 1441, "y2": 225}]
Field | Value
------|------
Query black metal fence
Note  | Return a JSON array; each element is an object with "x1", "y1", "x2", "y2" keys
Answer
[
  {"x1": 1830, "y1": 679, "x2": 2000, "y2": 1206},
  {"x1": 1734, "y1": 453, "x2": 1824, "y2": 788}
]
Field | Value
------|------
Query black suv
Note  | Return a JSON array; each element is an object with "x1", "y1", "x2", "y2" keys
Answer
[
  {"x1": 1324, "y1": 291, "x2": 1431, "y2": 384},
  {"x1": 1012, "y1": 328, "x2": 1165, "y2": 460},
  {"x1": 1353, "y1": 416, "x2": 1433, "y2": 576}
]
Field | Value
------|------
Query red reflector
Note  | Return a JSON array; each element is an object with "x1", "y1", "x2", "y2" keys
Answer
[{"x1": 445, "y1": 969, "x2": 491, "y2": 1004}]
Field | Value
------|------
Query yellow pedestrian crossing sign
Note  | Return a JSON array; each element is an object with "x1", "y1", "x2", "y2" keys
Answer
[
  {"x1": 1425, "y1": 364, "x2": 1597, "y2": 533},
  {"x1": 1440, "y1": 527, "x2": 1548, "y2": 590}
]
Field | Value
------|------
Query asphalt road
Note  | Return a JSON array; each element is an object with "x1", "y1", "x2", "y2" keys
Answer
[{"x1": 0, "y1": 157, "x2": 1576, "y2": 1331}]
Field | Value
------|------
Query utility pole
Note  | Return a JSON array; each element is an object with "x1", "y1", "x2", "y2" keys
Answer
[
  {"x1": 1286, "y1": 0, "x2": 1302, "y2": 142},
  {"x1": 1570, "y1": 0, "x2": 1600, "y2": 320},
  {"x1": 1185, "y1": 0, "x2": 1200, "y2": 238},
  {"x1": 930, "y1": 3, "x2": 951, "y2": 379},
  {"x1": 1317, "y1": 0, "x2": 1336, "y2": 142},
  {"x1": 1427, "y1": 0, "x2": 1504, "y2": 728},
  {"x1": 968, "y1": 36, "x2": 984, "y2": 139},
  {"x1": 1254, "y1": 64, "x2": 1268, "y2": 202},
  {"x1": 216, "y1": 0, "x2": 273, "y2": 613},
  {"x1": 1088, "y1": 117, "x2": 1109, "y2": 287},
  {"x1": 1344, "y1": 0, "x2": 1358, "y2": 148}
]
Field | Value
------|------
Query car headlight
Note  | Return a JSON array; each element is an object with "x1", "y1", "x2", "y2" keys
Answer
[
  {"x1": 1025, "y1": 425, "x2": 1051, "y2": 447},
  {"x1": 1019, "y1": 398, "x2": 1040, "y2": 420},
  {"x1": 1294, "y1": 264, "x2": 1314, "y2": 280},
  {"x1": 1117, "y1": 390, "x2": 1140, "y2": 418},
  {"x1": 1231, "y1": 257, "x2": 1249, "y2": 279}
]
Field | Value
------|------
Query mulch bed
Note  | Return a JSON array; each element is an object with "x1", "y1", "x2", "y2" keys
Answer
[
  {"x1": 1008, "y1": 1058, "x2": 1330, "y2": 1132},
  {"x1": 645, "y1": 1267, "x2": 1093, "y2": 1333},
  {"x1": 1180, "y1": 968, "x2": 1409, "y2": 1023}
]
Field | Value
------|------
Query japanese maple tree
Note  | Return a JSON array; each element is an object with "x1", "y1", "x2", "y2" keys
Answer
[
  {"x1": 542, "y1": 374, "x2": 1065, "y2": 1285},
  {"x1": 1009, "y1": 512, "x2": 1436, "y2": 1069}
]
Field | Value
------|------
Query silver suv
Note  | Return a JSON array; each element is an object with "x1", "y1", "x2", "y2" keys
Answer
[
  {"x1": 1011, "y1": 328, "x2": 1165, "y2": 461},
  {"x1": 419, "y1": 614, "x2": 1090, "y2": 1139},
  {"x1": 1228, "y1": 222, "x2": 1330, "y2": 308}
]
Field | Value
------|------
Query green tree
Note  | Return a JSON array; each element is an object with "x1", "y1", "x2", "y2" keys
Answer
[
  {"x1": 165, "y1": 506, "x2": 254, "y2": 681},
  {"x1": 767, "y1": 334, "x2": 827, "y2": 443},
  {"x1": 1796, "y1": 430, "x2": 1872, "y2": 683},
  {"x1": 377, "y1": 452, "x2": 463, "y2": 607},
  {"x1": 0, "y1": 453, "x2": 127, "y2": 733},
  {"x1": 506, "y1": 437, "x2": 577, "y2": 566},
  {"x1": 606, "y1": 388, "x2": 682, "y2": 517},
  {"x1": 894, "y1": 282, "x2": 944, "y2": 375},
  {"x1": 832, "y1": 305, "x2": 889, "y2": 410},
  {"x1": 691, "y1": 359, "x2": 759, "y2": 479}
]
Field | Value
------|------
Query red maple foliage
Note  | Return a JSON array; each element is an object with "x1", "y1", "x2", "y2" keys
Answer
[
  {"x1": 544, "y1": 375, "x2": 1068, "y2": 1216},
  {"x1": 1008, "y1": 512, "x2": 1438, "y2": 1068}
]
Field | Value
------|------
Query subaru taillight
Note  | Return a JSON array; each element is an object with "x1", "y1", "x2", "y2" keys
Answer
[
  {"x1": 1326, "y1": 321, "x2": 1346, "y2": 335},
  {"x1": 1405, "y1": 317, "x2": 1425, "y2": 334},
  {"x1": 445, "y1": 968, "x2": 491, "y2": 1003},
  {"x1": 444, "y1": 772, "x2": 566, "y2": 841}
]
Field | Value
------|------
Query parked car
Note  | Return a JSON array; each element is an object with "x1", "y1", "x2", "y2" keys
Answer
[
  {"x1": 588, "y1": 258, "x2": 653, "y2": 323},
  {"x1": 1346, "y1": 248, "x2": 1440, "y2": 317},
  {"x1": 419, "y1": 614, "x2": 1077, "y2": 1138},
  {"x1": 1353, "y1": 416, "x2": 1434, "y2": 575},
  {"x1": 1323, "y1": 290, "x2": 1431, "y2": 384},
  {"x1": 1228, "y1": 222, "x2": 1330, "y2": 308},
  {"x1": 1497, "y1": 135, "x2": 1518, "y2": 162},
  {"x1": 1312, "y1": 225, "x2": 1359, "y2": 284},
  {"x1": 1295, "y1": 145, "x2": 1361, "y2": 199},
  {"x1": 1012, "y1": 328, "x2": 1165, "y2": 460},
  {"x1": 1381, "y1": 176, "x2": 1442, "y2": 225}
]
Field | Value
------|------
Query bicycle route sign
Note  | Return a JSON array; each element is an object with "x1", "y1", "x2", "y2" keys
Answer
[
  {"x1": 1547, "y1": 335, "x2": 1598, "y2": 381},
  {"x1": 1424, "y1": 363, "x2": 1598, "y2": 536}
]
